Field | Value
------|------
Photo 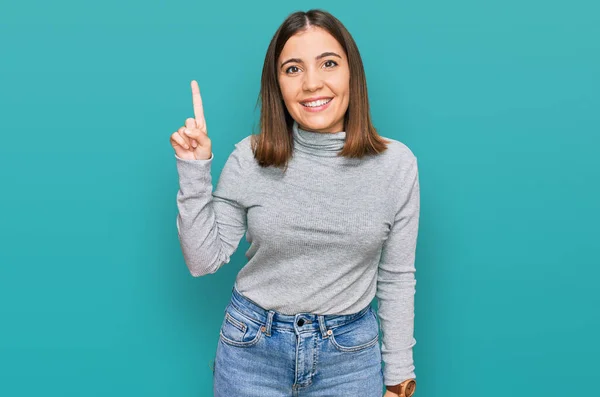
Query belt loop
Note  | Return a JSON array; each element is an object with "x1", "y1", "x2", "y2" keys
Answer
[
  {"x1": 265, "y1": 310, "x2": 275, "y2": 337},
  {"x1": 318, "y1": 314, "x2": 329, "y2": 338}
]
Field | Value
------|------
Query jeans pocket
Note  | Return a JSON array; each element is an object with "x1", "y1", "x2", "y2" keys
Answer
[
  {"x1": 219, "y1": 304, "x2": 264, "y2": 347},
  {"x1": 328, "y1": 307, "x2": 379, "y2": 353}
]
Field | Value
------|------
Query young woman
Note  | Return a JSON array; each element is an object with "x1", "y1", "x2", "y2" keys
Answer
[{"x1": 170, "y1": 9, "x2": 419, "y2": 397}]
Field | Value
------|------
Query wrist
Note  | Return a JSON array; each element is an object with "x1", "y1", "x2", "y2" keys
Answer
[
  {"x1": 385, "y1": 388, "x2": 400, "y2": 397},
  {"x1": 385, "y1": 378, "x2": 416, "y2": 397}
]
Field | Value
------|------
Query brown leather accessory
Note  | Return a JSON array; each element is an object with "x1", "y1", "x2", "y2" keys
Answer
[{"x1": 385, "y1": 378, "x2": 416, "y2": 396}]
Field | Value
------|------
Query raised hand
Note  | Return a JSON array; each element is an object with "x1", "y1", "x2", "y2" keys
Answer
[{"x1": 170, "y1": 80, "x2": 213, "y2": 160}]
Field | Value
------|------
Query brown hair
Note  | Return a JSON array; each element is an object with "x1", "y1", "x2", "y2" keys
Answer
[{"x1": 251, "y1": 8, "x2": 391, "y2": 170}]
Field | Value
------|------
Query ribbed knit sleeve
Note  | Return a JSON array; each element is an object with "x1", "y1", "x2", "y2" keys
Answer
[
  {"x1": 174, "y1": 144, "x2": 248, "y2": 277},
  {"x1": 375, "y1": 156, "x2": 420, "y2": 386}
]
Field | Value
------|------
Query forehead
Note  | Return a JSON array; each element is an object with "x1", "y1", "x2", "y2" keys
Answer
[{"x1": 279, "y1": 27, "x2": 344, "y2": 59}]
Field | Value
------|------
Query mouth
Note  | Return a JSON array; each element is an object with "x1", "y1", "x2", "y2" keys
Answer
[{"x1": 300, "y1": 97, "x2": 333, "y2": 113}]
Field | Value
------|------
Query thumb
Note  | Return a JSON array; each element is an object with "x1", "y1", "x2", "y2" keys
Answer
[{"x1": 185, "y1": 118, "x2": 197, "y2": 129}]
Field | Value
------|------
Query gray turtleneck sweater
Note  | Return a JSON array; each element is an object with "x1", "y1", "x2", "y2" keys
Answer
[{"x1": 175, "y1": 120, "x2": 420, "y2": 386}]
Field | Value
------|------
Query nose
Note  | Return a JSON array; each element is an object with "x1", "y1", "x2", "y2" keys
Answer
[{"x1": 302, "y1": 68, "x2": 324, "y2": 92}]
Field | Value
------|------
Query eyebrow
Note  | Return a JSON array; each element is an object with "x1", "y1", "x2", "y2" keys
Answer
[{"x1": 280, "y1": 52, "x2": 342, "y2": 69}]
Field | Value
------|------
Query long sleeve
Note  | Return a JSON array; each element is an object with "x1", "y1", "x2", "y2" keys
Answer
[
  {"x1": 375, "y1": 156, "x2": 420, "y2": 386},
  {"x1": 175, "y1": 144, "x2": 248, "y2": 277}
]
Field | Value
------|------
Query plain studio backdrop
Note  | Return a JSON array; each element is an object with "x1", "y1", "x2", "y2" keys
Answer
[{"x1": 0, "y1": 0, "x2": 598, "y2": 396}]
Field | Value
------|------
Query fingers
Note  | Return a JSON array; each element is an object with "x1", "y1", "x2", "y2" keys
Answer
[
  {"x1": 184, "y1": 120, "x2": 199, "y2": 148},
  {"x1": 184, "y1": 126, "x2": 207, "y2": 147},
  {"x1": 172, "y1": 131, "x2": 190, "y2": 150},
  {"x1": 178, "y1": 126, "x2": 197, "y2": 148},
  {"x1": 191, "y1": 80, "x2": 206, "y2": 131},
  {"x1": 172, "y1": 80, "x2": 206, "y2": 155}
]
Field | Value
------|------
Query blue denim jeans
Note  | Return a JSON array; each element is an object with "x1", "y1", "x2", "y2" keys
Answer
[{"x1": 213, "y1": 285, "x2": 384, "y2": 396}]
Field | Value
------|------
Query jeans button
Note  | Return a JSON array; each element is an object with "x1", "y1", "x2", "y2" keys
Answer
[{"x1": 297, "y1": 318, "x2": 304, "y2": 326}]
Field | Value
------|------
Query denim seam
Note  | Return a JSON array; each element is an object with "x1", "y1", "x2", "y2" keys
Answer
[
  {"x1": 225, "y1": 311, "x2": 247, "y2": 333},
  {"x1": 329, "y1": 333, "x2": 379, "y2": 353},
  {"x1": 327, "y1": 307, "x2": 380, "y2": 352},
  {"x1": 229, "y1": 301, "x2": 371, "y2": 332},
  {"x1": 228, "y1": 302, "x2": 266, "y2": 327},
  {"x1": 219, "y1": 326, "x2": 263, "y2": 347}
]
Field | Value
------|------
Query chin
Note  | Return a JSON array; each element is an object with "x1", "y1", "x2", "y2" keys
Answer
[{"x1": 298, "y1": 117, "x2": 336, "y2": 131}]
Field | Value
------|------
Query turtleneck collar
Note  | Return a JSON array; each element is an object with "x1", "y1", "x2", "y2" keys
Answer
[{"x1": 292, "y1": 120, "x2": 346, "y2": 157}]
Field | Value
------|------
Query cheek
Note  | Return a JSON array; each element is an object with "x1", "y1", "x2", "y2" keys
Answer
[
  {"x1": 279, "y1": 82, "x2": 299, "y2": 104},
  {"x1": 329, "y1": 76, "x2": 350, "y2": 97}
]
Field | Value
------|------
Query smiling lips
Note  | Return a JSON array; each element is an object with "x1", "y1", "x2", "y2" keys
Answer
[{"x1": 300, "y1": 97, "x2": 333, "y2": 112}]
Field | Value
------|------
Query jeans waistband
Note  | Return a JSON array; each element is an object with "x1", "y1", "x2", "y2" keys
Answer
[{"x1": 228, "y1": 284, "x2": 372, "y2": 336}]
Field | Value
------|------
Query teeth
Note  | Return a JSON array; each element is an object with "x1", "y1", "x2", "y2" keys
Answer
[{"x1": 302, "y1": 98, "x2": 332, "y2": 107}]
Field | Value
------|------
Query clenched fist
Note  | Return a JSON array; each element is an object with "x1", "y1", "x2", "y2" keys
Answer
[{"x1": 170, "y1": 80, "x2": 212, "y2": 160}]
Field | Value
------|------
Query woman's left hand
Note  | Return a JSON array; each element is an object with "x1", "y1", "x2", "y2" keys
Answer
[{"x1": 384, "y1": 391, "x2": 400, "y2": 397}]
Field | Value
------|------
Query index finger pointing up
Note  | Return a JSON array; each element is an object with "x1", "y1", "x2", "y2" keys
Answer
[{"x1": 190, "y1": 80, "x2": 205, "y2": 129}]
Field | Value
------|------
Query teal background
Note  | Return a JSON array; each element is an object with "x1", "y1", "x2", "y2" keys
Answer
[{"x1": 1, "y1": 0, "x2": 598, "y2": 396}]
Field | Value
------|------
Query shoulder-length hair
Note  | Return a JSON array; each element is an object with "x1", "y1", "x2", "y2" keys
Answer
[{"x1": 251, "y1": 8, "x2": 391, "y2": 170}]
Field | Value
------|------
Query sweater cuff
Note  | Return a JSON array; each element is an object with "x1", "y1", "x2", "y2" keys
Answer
[
  {"x1": 382, "y1": 347, "x2": 416, "y2": 386},
  {"x1": 175, "y1": 152, "x2": 214, "y2": 184}
]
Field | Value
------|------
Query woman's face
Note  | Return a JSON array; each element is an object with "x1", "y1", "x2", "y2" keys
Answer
[{"x1": 277, "y1": 26, "x2": 350, "y2": 133}]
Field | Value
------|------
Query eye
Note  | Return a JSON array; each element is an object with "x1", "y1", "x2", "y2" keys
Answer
[
  {"x1": 324, "y1": 60, "x2": 338, "y2": 68},
  {"x1": 285, "y1": 65, "x2": 300, "y2": 74}
]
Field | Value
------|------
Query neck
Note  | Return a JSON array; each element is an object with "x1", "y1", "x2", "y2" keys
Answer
[{"x1": 291, "y1": 120, "x2": 346, "y2": 157}]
